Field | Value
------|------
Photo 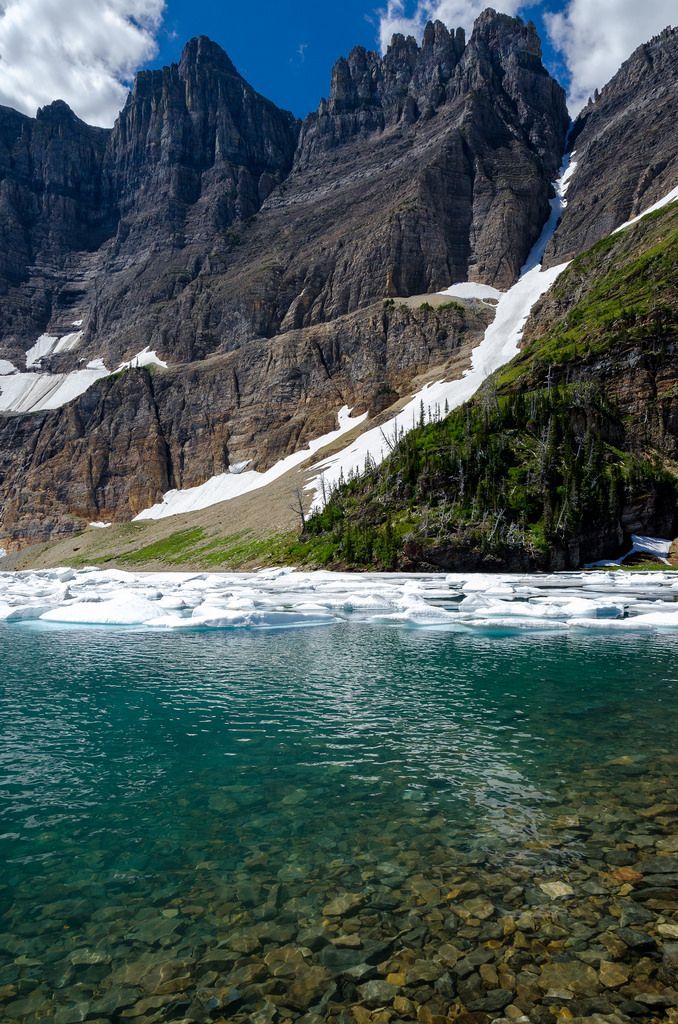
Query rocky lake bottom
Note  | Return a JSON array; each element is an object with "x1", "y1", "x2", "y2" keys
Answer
[{"x1": 1, "y1": 579, "x2": 677, "y2": 1024}]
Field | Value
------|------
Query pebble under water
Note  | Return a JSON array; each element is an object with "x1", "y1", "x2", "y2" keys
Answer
[{"x1": 1, "y1": 623, "x2": 677, "y2": 1024}]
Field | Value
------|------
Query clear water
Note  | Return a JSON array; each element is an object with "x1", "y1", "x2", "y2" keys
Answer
[{"x1": 1, "y1": 623, "x2": 677, "y2": 1021}]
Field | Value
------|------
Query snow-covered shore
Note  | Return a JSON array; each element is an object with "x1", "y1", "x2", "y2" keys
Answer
[{"x1": 0, "y1": 566, "x2": 676, "y2": 632}]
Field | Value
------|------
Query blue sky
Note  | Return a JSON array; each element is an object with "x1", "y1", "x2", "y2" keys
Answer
[{"x1": 149, "y1": 0, "x2": 567, "y2": 118}]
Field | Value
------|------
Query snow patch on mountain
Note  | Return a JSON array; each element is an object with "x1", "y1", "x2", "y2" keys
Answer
[
  {"x1": 587, "y1": 534, "x2": 672, "y2": 568},
  {"x1": 0, "y1": 365, "x2": 111, "y2": 414},
  {"x1": 437, "y1": 282, "x2": 503, "y2": 301},
  {"x1": 116, "y1": 348, "x2": 168, "y2": 372},
  {"x1": 0, "y1": 340, "x2": 169, "y2": 415},
  {"x1": 133, "y1": 405, "x2": 368, "y2": 521},
  {"x1": 613, "y1": 184, "x2": 678, "y2": 234},
  {"x1": 25, "y1": 330, "x2": 83, "y2": 368}
]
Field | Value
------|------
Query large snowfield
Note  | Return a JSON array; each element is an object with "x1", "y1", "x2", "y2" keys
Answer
[
  {"x1": 0, "y1": 564, "x2": 676, "y2": 633},
  {"x1": 304, "y1": 171, "x2": 678, "y2": 509}
]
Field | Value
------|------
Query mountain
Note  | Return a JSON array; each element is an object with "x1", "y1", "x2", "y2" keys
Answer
[{"x1": 0, "y1": 10, "x2": 676, "y2": 566}]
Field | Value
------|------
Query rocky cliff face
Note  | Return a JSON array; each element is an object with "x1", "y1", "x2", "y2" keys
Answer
[
  {"x1": 0, "y1": 102, "x2": 111, "y2": 362},
  {"x1": 104, "y1": 36, "x2": 299, "y2": 252},
  {"x1": 0, "y1": 301, "x2": 491, "y2": 546},
  {"x1": 546, "y1": 26, "x2": 678, "y2": 265},
  {"x1": 0, "y1": 10, "x2": 568, "y2": 369}
]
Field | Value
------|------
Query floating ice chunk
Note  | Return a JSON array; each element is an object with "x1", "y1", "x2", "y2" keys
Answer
[
  {"x1": 570, "y1": 610, "x2": 678, "y2": 631},
  {"x1": 462, "y1": 616, "x2": 567, "y2": 632},
  {"x1": 460, "y1": 575, "x2": 514, "y2": 594},
  {"x1": 40, "y1": 594, "x2": 160, "y2": 626},
  {"x1": 0, "y1": 603, "x2": 56, "y2": 621},
  {"x1": 621, "y1": 610, "x2": 678, "y2": 629},
  {"x1": 158, "y1": 595, "x2": 187, "y2": 609},
  {"x1": 370, "y1": 596, "x2": 459, "y2": 626},
  {"x1": 146, "y1": 607, "x2": 336, "y2": 630}
]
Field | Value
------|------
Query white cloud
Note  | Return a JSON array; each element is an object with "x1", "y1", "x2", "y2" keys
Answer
[
  {"x1": 0, "y1": 0, "x2": 165, "y2": 127},
  {"x1": 378, "y1": 0, "x2": 523, "y2": 53},
  {"x1": 545, "y1": 0, "x2": 675, "y2": 112},
  {"x1": 378, "y1": 0, "x2": 674, "y2": 116}
]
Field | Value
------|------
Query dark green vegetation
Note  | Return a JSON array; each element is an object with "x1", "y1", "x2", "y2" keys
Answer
[{"x1": 293, "y1": 206, "x2": 678, "y2": 571}]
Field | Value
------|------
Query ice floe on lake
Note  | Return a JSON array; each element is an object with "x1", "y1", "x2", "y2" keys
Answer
[{"x1": 0, "y1": 567, "x2": 676, "y2": 633}]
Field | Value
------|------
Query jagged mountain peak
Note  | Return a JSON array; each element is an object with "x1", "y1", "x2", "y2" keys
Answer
[
  {"x1": 465, "y1": 9, "x2": 546, "y2": 71},
  {"x1": 317, "y1": 8, "x2": 558, "y2": 131},
  {"x1": 178, "y1": 34, "x2": 239, "y2": 77},
  {"x1": 35, "y1": 99, "x2": 84, "y2": 125}
]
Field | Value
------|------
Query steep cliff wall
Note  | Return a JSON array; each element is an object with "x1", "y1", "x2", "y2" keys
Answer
[
  {"x1": 0, "y1": 102, "x2": 112, "y2": 361},
  {"x1": 546, "y1": 26, "x2": 678, "y2": 264},
  {"x1": 0, "y1": 11, "x2": 568, "y2": 370}
]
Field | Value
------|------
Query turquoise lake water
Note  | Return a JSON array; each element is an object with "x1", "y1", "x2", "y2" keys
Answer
[{"x1": 1, "y1": 623, "x2": 677, "y2": 1022}]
